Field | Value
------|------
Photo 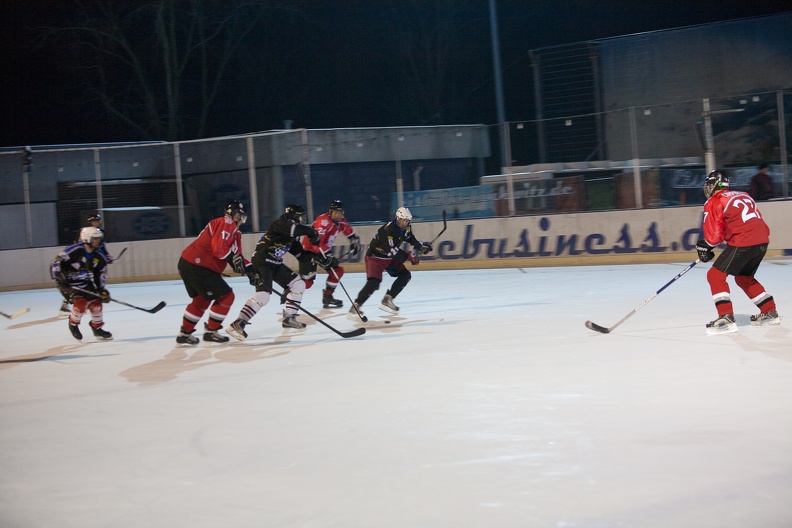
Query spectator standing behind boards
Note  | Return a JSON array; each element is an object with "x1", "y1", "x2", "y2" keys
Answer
[{"x1": 748, "y1": 164, "x2": 776, "y2": 201}]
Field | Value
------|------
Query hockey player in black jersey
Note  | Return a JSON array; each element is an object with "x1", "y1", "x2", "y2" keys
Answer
[
  {"x1": 58, "y1": 213, "x2": 115, "y2": 316},
  {"x1": 350, "y1": 206, "x2": 432, "y2": 317},
  {"x1": 226, "y1": 204, "x2": 320, "y2": 340},
  {"x1": 51, "y1": 227, "x2": 113, "y2": 341}
]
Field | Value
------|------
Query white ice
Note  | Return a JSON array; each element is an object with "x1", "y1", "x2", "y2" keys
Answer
[{"x1": 1, "y1": 262, "x2": 791, "y2": 528}]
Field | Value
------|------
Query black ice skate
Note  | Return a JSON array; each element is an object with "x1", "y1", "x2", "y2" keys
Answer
[
  {"x1": 348, "y1": 302, "x2": 365, "y2": 319},
  {"x1": 226, "y1": 319, "x2": 248, "y2": 341},
  {"x1": 59, "y1": 301, "x2": 71, "y2": 317},
  {"x1": 379, "y1": 294, "x2": 399, "y2": 315},
  {"x1": 750, "y1": 309, "x2": 780, "y2": 326},
  {"x1": 68, "y1": 321, "x2": 82, "y2": 341},
  {"x1": 322, "y1": 289, "x2": 343, "y2": 309},
  {"x1": 705, "y1": 313, "x2": 737, "y2": 335},
  {"x1": 176, "y1": 327, "x2": 199, "y2": 345},
  {"x1": 91, "y1": 325, "x2": 113, "y2": 341},
  {"x1": 203, "y1": 325, "x2": 230, "y2": 343},
  {"x1": 282, "y1": 314, "x2": 307, "y2": 333}
]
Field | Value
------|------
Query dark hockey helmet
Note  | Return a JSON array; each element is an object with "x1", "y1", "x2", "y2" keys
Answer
[
  {"x1": 329, "y1": 200, "x2": 344, "y2": 213},
  {"x1": 225, "y1": 200, "x2": 247, "y2": 223},
  {"x1": 284, "y1": 204, "x2": 306, "y2": 224},
  {"x1": 87, "y1": 213, "x2": 101, "y2": 224},
  {"x1": 703, "y1": 170, "x2": 730, "y2": 199}
]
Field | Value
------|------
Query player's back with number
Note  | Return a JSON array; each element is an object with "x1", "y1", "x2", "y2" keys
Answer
[{"x1": 703, "y1": 190, "x2": 769, "y2": 247}]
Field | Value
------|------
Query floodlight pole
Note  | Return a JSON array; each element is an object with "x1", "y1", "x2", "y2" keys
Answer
[{"x1": 488, "y1": 0, "x2": 508, "y2": 171}]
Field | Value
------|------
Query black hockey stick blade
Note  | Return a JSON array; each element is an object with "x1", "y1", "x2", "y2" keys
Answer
[
  {"x1": 272, "y1": 287, "x2": 365, "y2": 338},
  {"x1": 114, "y1": 247, "x2": 128, "y2": 260},
  {"x1": 1, "y1": 307, "x2": 30, "y2": 319},
  {"x1": 584, "y1": 320, "x2": 610, "y2": 334},
  {"x1": 70, "y1": 286, "x2": 166, "y2": 314}
]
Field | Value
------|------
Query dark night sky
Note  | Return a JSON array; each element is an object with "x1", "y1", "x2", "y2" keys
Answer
[{"x1": 1, "y1": 1, "x2": 789, "y2": 147}]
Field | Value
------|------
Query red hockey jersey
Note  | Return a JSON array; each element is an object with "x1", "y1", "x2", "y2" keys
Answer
[
  {"x1": 301, "y1": 212, "x2": 355, "y2": 254},
  {"x1": 181, "y1": 216, "x2": 245, "y2": 273},
  {"x1": 702, "y1": 189, "x2": 770, "y2": 247}
]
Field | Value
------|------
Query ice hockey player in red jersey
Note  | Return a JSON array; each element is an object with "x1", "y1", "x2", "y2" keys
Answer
[
  {"x1": 176, "y1": 200, "x2": 252, "y2": 345},
  {"x1": 299, "y1": 200, "x2": 362, "y2": 308},
  {"x1": 695, "y1": 170, "x2": 779, "y2": 334},
  {"x1": 51, "y1": 226, "x2": 113, "y2": 341}
]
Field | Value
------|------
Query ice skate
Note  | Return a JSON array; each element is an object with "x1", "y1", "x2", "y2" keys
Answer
[
  {"x1": 68, "y1": 321, "x2": 82, "y2": 341},
  {"x1": 176, "y1": 327, "x2": 199, "y2": 345},
  {"x1": 91, "y1": 325, "x2": 113, "y2": 341},
  {"x1": 282, "y1": 314, "x2": 307, "y2": 334},
  {"x1": 322, "y1": 289, "x2": 343, "y2": 309},
  {"x1": 59, "y1": 301, "x2": 71, "y2": 317},
  {"x1": 348, "y1": 302, "x2": 364, "y2": 320},
  {"x1": 750, "y1": 309, "x2": 780, "y2": 326},
  {"x1": 379, "y1": 294, "x2": 399, "y2": 315},
  {"x1": 705, "y1": 313, "x2": 737, "y2": 335},
  {"x1": 226, "y1": 319, "x2": 248, "y2": 341},
  {"x1": 203, "y1": 325, "x2": 229, "y2": 343}
]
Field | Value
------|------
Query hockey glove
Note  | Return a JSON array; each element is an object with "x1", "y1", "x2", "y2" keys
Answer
[
  {"x1": 99, "y1": 289, "x2": 111, "y2": 303},
  {"x1": 418, "y1": 241, "x2": 433, "y2": 255},
  {"x1": 307, "y1": 228, "x2": 320, "y2": 246},
  {"x1": 407, "y1": 251, "x2": 420, "y2": 266},
  {"x1": 231, "y1": 253, "x2": 245, "y2": 274},
  {"x1": 315, "y1": 252, "x2": 338, "y2": 270},
  {"x1": 349, "y1": 233, "x2": 362, "y2": 256},
  {"x1": 695, "y1": 240, "x2": 715, "y2": 263},
  {"x1": 245, "y1": 264, "x2": 261, "y2": 287}
]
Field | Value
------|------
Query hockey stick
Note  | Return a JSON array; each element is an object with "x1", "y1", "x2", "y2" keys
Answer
[
  {"x1": 113, "y1": 247, "x2": 128, "y2": 260},
  {"x1": 585, "y1": 259, "x2": 700, "y2": 334},
  {"x1": 70, "y1": 286, "x2": 167, "y2": 314},
  {"x1": 1, "y1": 307, "x2": 30, "y2": 319},
  {"x1": 420, "y1": 210, "x2": 447, "y2": 254},
  {"x1": 319, "y1": 249, "x2": 367, "y2": 322},
  {"x1": 272, "y1": 286, "x2": 365, "y2": 338}
]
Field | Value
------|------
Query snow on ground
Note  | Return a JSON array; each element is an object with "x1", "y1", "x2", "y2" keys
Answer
[{"x1": 1, "y1": 261, "x2": 791, "y2": 528}]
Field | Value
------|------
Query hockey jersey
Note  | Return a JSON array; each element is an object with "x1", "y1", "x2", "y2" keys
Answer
[
  {"x1": 702, "y1": 189, "x2": 770, "y2": 247},
  {"x1": 301, "y1": 212, "x2": 356, "y2": 254},
  {"x1": 51, "y1": 243, "x2": 108, "y2": 291},
  {"x1": 253, "y1": 215, "x2": 316, "y2": 265},
  {"x1": 181, "y1": 216, "x2": 245, "y2": 273},
  {"x1": 367, "y1": 220, "x2": 421, "y2": 259}
]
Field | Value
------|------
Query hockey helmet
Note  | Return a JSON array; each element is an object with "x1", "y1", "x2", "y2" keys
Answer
[
  {"x1": 395, "y1": 206, "x2": 412, "y2": 225},
  {"x1": 703, "y1": 170, "x2": 730, "y2": 199},
  {"x1": 225, "y1": 200, "x2": 247, "y2": 224},
  {"x1": 87, "y1": 213, "x2": 102, "y2": 224},
  {"x1": 329, "y1": 200, "x2": 344, "y2": 213},
  {"x1": 80, "y1": 226, "x2": 104, "y2": 244},
  {"x1": 284, "y1": 204, "x2": 306, "y2": 224}
]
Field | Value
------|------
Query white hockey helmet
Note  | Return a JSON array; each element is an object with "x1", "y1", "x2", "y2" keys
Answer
[
  {"x1": 395, "y1": 207, "x2": 412, "y2": 223},
  {"x1": 80, "y1": 226, "x2": 104, "y2": 244}
]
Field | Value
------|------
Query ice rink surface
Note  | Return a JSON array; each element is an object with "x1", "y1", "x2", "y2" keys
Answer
[{"x1": 1, "y1": 261, "x2": 791, "y2": 528}]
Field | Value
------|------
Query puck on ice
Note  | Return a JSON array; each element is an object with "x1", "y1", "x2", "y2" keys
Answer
[{"x1": 384, "y1": 320, "x2": 391, "y2": 324}]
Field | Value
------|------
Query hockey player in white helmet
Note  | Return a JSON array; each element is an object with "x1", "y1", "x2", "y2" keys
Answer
[
  {"x1": 349, "y1": 206, "x2": 432, "y2": 317},
  {"x1": 51, "y1": 227, "x2": 113, "y2": 341}
]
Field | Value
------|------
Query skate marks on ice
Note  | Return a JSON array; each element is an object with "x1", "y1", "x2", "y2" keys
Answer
[
  {"x1": 0, "y1": 343, "x2": 114, "y2": 370},
  {"x1": 119, "y1": 334, "x2": 317, "y2": 386},
  {"x1": 5, "y1": 315, "x2": 65, "y2": 330}
]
